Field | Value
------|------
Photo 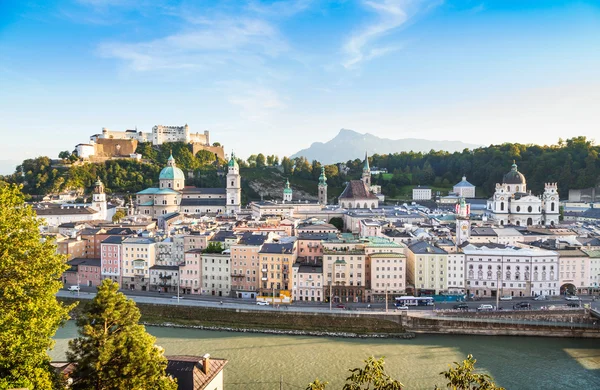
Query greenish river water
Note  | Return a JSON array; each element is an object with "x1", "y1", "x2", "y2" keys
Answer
[{"x1": 51, "y1": 322, "x2": 600, "y2": 389}]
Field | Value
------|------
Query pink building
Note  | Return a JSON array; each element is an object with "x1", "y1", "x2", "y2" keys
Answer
[
  {"x1": 101, "y1": 236, "x2": 125, "y2": 285},
  {"x1": 297, "y1": 233, "x2": 329, "y2": 263},
  {"x1": 181, "y1": 249, "x2": 203, "y2": 294},
  {"x1": 63, "y1": 258, "x2": 102, "y2": 287},
  {"x1": 230, "y1": 232, "x2": 270, "y2": 298}
]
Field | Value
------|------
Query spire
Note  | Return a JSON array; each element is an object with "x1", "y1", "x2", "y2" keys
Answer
[
  {"x1": 228, "y1": 150, "x2": 239, "y2": 168},
  {"x1": 319, "y1": 166, "x2": 327, "y2": 186},
  {"x1": 167, "y1": 150, "x2": 175, "y2": 166},
  {"x1": 511, "y1": 160, "x2": 518, "y2": 171},
  {"x1": 363, "y1": 151, "x2": 370, "y2": 172}
]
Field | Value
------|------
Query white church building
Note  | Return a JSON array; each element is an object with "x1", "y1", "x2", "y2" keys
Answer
[{"x1": 487, "y1": 162, "x2": 559, "y2": 226}]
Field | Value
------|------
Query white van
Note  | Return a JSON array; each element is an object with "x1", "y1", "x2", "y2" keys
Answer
[{"x1": 476, "y1": 304, "x2": 494, "y2": 312}]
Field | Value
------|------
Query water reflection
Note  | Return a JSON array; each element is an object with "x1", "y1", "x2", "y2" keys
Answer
[{"x1": 50, "y1": 322, "x2": 600, "y2": 389}]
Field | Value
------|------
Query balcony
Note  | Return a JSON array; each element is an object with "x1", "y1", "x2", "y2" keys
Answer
[
  {"x1": 261, "y1": 277, "x2": 268, "y2": 281},
  {"x1": 262, "y1": 268, "x2": 268, "y2": 272},
  {"x1": 230, "y1": 273, "x2": 245, "y2": 278}
]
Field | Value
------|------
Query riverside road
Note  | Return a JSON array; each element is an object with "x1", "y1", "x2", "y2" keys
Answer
[{"x1": 58, "y1": 287, "x2": 600, "y2": 313}]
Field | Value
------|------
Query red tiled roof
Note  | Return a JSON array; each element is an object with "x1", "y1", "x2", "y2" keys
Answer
[{"x1": 166, "y1": 355, "x2": 228, "y2": 390}]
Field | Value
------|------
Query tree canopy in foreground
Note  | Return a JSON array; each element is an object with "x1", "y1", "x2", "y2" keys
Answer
[
  {"x1": 0, "y1": 183, "x2": 72, "y2": 390},
  {"x1": 67, "y1": 279, "x2": 177, "y2": 390}
]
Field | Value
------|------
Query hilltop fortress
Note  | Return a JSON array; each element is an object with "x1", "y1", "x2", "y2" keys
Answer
[{"x1": 75, "y1": 124, "x2": 225, "y2": 161}]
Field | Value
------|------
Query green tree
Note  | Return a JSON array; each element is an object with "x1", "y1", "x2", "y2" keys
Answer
[
  {"x1": 307, "y1": 356, "x2": 403, "y2": 390},
  {"x1": 0, "y1": 183, "x2": 73, "y2": 390},
  {"x1": 112, "y1": 209, "x2": 126, "y2": 223},
  {"x1": 67, "y1": 280, "x2": 177, "y2": 390},
  {"x1": 281, "y1": 157, "x2": 294, "y2": 174},
  {"x1": 59, "y1": 150, "x2": 71, "y2": 160},
  {"x1": 212, "y1": 142, "x2": 221, "y2": 147},
  {"x1": 256, "y1": 153, "x2": 266, "y2": 168},
  {"x1": 435, "y1": 354, "x2": 504, "y2": 390},
  {"x1": 203, "y1": 241, "x2": 224, "y2": 254},
  {"x1": 329, "y1": 217, "x2": 344, "y2": 231}
]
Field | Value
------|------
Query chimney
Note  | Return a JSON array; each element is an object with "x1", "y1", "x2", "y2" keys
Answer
[{"x1": 201, "y1": 354, "x2": 210, "y2": 375}]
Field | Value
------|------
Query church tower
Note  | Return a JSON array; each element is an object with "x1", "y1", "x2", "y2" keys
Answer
[
  {"x1": 318, "y1": 167, "x2": 327, "y2": 205},
  {"x1": 283, "y1": 179, "x2": 292, "y2": 202},
  {"x1": 91, "y1": 177, "x2": 107, "y2": 221},
  {"x1": 226, "y1": 152, "x2": 241, "y2": 214},
  {"x1": 361, "y1": 151, "x2": 371, "y2": 186},
  {"x1": 455, "y1": 197, "x2": 471, "y2": 246},
  {"x1": 543, "y1": 182, "x2": 560, "y2": 226}
]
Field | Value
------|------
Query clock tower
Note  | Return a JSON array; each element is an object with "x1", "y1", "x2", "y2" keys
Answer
[{"x1": 455, "y1": 197, "x2": 471, "y2": 246}]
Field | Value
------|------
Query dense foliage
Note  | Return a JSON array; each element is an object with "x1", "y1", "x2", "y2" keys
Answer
[
  {"x1": 67, "y1": 280, "x2": 177, "y2": 390},
  {"x1": 307, "y1": 355, "x2": 503, "y2": 390},
  {"x1": 0, "y1": 184, "x2": 73, "y2": 390},
  {"x1": 3, "y1": 137, "x2": 598, "y2": 200}
]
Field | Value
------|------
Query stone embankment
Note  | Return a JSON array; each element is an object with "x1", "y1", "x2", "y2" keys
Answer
[{"x1": 142, "y1": 322, "x2": 415, "y2": 339}]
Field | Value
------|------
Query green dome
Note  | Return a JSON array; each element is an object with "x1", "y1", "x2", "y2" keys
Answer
[
  {"x1": 159, "y1": 166, "x2": 185, "y2": 180},
  {"x1": 283, "y1": 179, "x2": 292, "y2": 194},
  {"x1": 228, "y1": 152, "x2": 239, "y2": 168}
]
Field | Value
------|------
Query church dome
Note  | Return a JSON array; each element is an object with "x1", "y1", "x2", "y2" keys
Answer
[
  {"x1": 503, "y1": 162, "x2": 526, "y2": 185},
  {"x1": 159, "y1": 153, "x2": 185, "y2": 180},
  {"x1": 159, "y1": 166, "x2": 185, "y2": 180}
]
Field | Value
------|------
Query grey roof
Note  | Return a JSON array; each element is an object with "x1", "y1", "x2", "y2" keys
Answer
[
  {"x1": 297, "y1": 232, "x2": 336, "y2": 241},
  {"x1": 408, "y1": 241, "x2": 447, "y2": 254},
  {"x1": 150, "y1": 265, "x2": 179, "y2": 271},
  {"x1": 259, "y1": 242, "x2": 295, "y2": 254},
  {"x1": 238, "y1": 232, "x2": 268, "y2": 246},
  {"x1": 36, "y1": 206, "x2": 97, "y2": 216},
  {"x1": 210, "y1": 230, "x2": 237, "y2": 242},
  {"x1": 180, "y1": 198, "x2": 226, "y2": 207},
  {"x1": 181, "y1": 187, "x2": 226, "y2": 194},
  {"x1": 295, "y1": 264, "x2": 323, "y2": 273},
  {"x1": 67, "y1": 258, "x2": 101, "y2": 270},
  {"x1": 471, "y1": 227, "x2": 498, "y2": 237},
  {"x1": 104, "y1": 227, "x2": 137, "y2": 235},
  {"x1": 101, "y1": 236, "x2": 127, "y2": 244},
  {"x1": 454, "y1": 177, "x2": 475, "y2": 188},
  {"x1": 339, "y1": 180, "x2": 378, "y2": 200}
]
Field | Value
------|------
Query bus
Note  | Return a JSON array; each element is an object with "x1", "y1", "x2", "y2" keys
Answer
[{"x1": 395, "y1": 296, "x2": 434, "y2": 307}]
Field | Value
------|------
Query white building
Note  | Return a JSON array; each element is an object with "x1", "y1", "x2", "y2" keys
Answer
[
  {"x1": 406, "y1": 241, "x2": 448, "y2": 294},
  {"x1": 201, "y1": 252, "x2": 231, "y2": 297},
  {"x1": 75, "y1": 143, "x2": 95, "y2": 159},
  {"x1": 463, "y1": 243, "x2": 559, "y2": 298},
  {"x1": 292, "y1": 264, "x2": 323, "y2": 302},
  {"x1": 412, "y1": 186, "x2": 432, "y2": 201},
  {"x1": 453, "y1": 176, "x2": 476, "y2": 198},
  {"x1": 487, "y1": 162, "x2": 559, "y2": 226},
  {"x1": 121, "y1": 237, "x2": 156, "y2": 291},
  {"x1": 369, "y1": 253, "x2": 406, "y2": 301},
  {"x1": 152, "y1": 124, "x2": 210, "y2": 146},
  {"x1": 447, "y1": 253, "x2": 466, "y2": 294},
  {"x1": 226, "y1": 153, "x2": 241, "y2": 214}
]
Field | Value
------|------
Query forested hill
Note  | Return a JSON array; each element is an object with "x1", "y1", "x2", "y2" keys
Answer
[{"x1": 1, "y1": 137, "x2": 598, "y2": 201}]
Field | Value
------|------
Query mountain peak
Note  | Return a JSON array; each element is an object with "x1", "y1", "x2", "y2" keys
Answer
[{"x1": 291, "y1": 129, "x2": 481, "y2": 164}]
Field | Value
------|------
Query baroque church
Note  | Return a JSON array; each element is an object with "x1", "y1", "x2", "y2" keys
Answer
[
  {"x1": 338, "y1": 152, "x2": 379, "y2": 209},
  {"x1": 487, "y1": 161, "x2": 559, "y2": 226},
  {"x1": 136, "y1": 153, "x2": 241, "y2": 217}
]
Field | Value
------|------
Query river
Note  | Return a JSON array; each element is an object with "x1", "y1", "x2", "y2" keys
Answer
[{"x1": 50, "y1": 322, "x2": 600, "y2": 389}]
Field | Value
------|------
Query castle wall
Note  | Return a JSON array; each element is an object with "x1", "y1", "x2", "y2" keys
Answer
[
  {"x1": 190, "y1": 144, "x2": 225, "y2": 161},
  {"x1": 93, "y1": 138, "x2": 138, "y2": 158}
]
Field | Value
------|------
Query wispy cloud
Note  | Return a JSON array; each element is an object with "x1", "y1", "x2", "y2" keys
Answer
[
  {"x1": 98, "y1": 17, "x2": 288, "y2": 72},
  {"x1": 342, "y1": 0, "x2": 439, "y2": 69},
  {"x1": 225, "y1": 83, "x2": 286, "y2": 122}
]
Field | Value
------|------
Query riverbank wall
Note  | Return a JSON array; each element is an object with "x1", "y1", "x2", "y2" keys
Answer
[
  {"x1": 59, "y1": 298, "x2": 410, "y2": 337},
  {"x1": 405, "y1": 314, "x2": 600, "y2": 338}
]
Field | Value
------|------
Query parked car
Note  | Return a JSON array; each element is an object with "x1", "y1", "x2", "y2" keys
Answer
[
  {"x1": 566, "y1": 302, "x2": 580, "y2": 308},
  {"x1": 395, "y1": 305, "x2": 409, "y2": 311},
  {"x1": 453, "y1": 303, "x2": 469, "y2": 310},
  {"x1": 533, "y1": 295, "x2": 547, "y2": 301},
  {"x1": 68, "y1": 285, "x2": 80, "y2": 291},
  {"x1": 565, "y1": 295, "x2": 580, "y2": 301},
  {"x1": 256, "y1": 301, "x2": 269, "y2": 306},
  {"x1": 477, "y1": 304, "x2": 494, "y2": 312},
  {"x1": 171, "y1": 296, "x2": 184, "y2": 299},
  {"x1": 499, "y1": 295, "x2": 513, "y2": 301},
  {"x1": 336, "y1": 304, "x2": 346, "y2": 309},
  {"x1": 513, "y1": 302, "x2": 531, "y2": 310}
]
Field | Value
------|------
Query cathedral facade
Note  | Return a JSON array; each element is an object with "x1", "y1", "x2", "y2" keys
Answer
[
  {"x1": 487, "y1": 162, "x2": 559, "y2": 226},
  {"x1": 136, "y1": 153, "x2": 241, "y2": 217}
]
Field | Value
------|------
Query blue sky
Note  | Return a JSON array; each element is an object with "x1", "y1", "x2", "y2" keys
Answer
[{"x1": 1, "y1": 0, "x2": 599, "y2": 174}]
